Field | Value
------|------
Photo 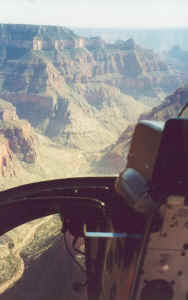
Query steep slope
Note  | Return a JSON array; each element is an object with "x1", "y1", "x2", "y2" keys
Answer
[
  {"x1": 95, "y1": 86, "x2": 188, "y2": 174},
  {"x1": 0, "y1": 97, "x2": 38, "y2": 181},
  {"x1": 0, "y1": 53, "x2": 149, "y2": 152},
  {"x1": 139, "y1": 86, "x2": 188, "y2": 121},
  {"x1": 44, "y1": 83, "x2": 148, "y2": 151}
]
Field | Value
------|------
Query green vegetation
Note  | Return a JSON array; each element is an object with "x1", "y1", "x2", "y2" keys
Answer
[
  {"x1": 21, "y1": 215, "x2": 62, "y2": 261},
  {"x1": 0, "y1": 253, "x2": 20, "y2": 285}
]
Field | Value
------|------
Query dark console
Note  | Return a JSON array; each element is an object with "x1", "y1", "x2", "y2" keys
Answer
[{"x1": 116, "y1": 118, "x2": 188, "y2": 300}]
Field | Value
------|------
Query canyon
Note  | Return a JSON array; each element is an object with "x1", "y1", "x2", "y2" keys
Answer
[{"x1": 0, "y1": 24, "x2": 186, "y2": 183}]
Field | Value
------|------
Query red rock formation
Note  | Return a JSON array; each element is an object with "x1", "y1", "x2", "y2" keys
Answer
[
  {"x1": 0, "y1": 135, "x2": 16, "y2": 177},
  {"x1": 1, "y1": 120, "x2": 37, "y2": 164},
  {"x1": 0, "y1": 99, "x2": 38, "y2": 178}
]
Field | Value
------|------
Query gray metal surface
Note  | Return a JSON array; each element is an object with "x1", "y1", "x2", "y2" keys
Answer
[{"x1": 135, "y1": 197, "x2": 188, "y2": 300}]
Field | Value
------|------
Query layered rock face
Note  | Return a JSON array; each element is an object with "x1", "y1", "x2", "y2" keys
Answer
[
  {"x1": 0, "y1": 24, "x2": 185, "y2": 96},
  {"x1": 0, "y1": 24, "x2": 186, "y2": 154},
  {"x1": 0, "y1": 24, "x2": 187, "y2": 176},
  {"x1": 0, "y1": 24, "x2": 80, "y2": 52}
]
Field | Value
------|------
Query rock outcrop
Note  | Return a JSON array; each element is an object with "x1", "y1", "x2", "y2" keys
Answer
[
  {"x1": 0, "y1": 135, "x2": 15, "y2": 177},
  {"x1": 1, "y1": 120, "x2": 37, "y2": 164}
]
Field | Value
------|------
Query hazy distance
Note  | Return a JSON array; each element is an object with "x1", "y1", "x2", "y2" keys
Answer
[{"x1": 0, "y1": 0, "x2": 188, "y2": 29}]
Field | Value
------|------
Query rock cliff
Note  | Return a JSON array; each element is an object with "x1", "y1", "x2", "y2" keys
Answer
[
  {"x1": 139, "y1": 86, "x2": 188, "y2": 121},
  {"x1": 0, "y1": 135, "x2": 16, "y2": 177},
  {"x1": 0, "y1": 24, "x2": 185, "y2": 92},
  {"x1": 0, "y1": 98, "x2": 90, "y2": 186}
]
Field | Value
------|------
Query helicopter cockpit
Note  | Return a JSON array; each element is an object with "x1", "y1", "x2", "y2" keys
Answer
[{"x1": 0, "y1": 103, "x2": 188, "y2": 300}]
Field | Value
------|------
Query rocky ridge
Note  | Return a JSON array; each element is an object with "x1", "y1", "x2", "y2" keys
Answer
[
  {"x1": 73, "y1": 27, "x2": 188, "y2": 52},
  {"x1": 96, "y1": 86, "x2": 188, "y2": 174}
]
